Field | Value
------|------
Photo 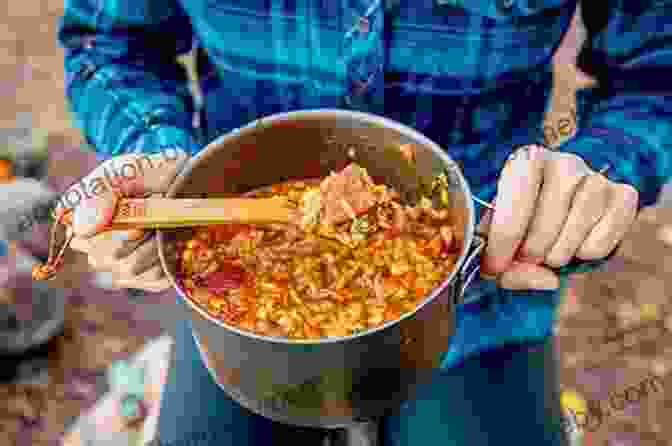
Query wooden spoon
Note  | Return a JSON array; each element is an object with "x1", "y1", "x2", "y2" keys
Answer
[
  {"x1": 104, "y1": 197, "x2": 300, "y2": 230},
  {"x1": 31, "y1": 196, "x2": 300, "y2": 281}
]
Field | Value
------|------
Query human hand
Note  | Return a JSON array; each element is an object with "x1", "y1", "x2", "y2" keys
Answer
[
  {"x1": 55, "y1": 149, "x2": 189, "y2": 292},
  {"x1": 478, "y1": 144, "x2": 639, "y2": 290}
]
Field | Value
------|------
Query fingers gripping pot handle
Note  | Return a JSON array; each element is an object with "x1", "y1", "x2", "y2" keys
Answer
[{"x1": 452, "y1": 233, "x2": 614, "y2": 306}]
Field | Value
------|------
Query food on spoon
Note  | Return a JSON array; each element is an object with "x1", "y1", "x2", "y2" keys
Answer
[
  {"x1": 176, "y1": 163, "x2": 461, "y2": 339},
  {"x1": 319, "y1": 164, "x2": 378, "y2": 225}
]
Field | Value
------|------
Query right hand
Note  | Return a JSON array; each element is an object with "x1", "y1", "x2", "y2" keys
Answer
[{"x1": 55, "y1": 149, "x2": 189, "y2": 292}]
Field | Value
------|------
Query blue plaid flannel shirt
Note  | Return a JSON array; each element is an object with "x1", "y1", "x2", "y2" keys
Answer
[{"x1": 58, "y1": 0, "x2": 672, "y2": 368}]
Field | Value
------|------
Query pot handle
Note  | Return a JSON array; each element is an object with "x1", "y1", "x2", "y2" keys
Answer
[
  {"x1": 455, "y1": 234, "x2": 487, "y2": 305},
  {"x1": 325, "y1": 419, "x2": 380, "y2": 446},
  {"x1": 455, "y1": 233, "x2": 614, "y2": 305}
]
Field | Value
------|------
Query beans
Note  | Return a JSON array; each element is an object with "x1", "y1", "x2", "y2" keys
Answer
[
  {"x1": 307, "y1": 314, "x2": 328, "y2": 327},
  {"x1": 303, "y1": 322, "x2": 321, "y2": 338},
  {"x1": 276, "y1": 315, "x2": 296, "y2": 334},
  {"x1": 390, "y1": 262, "x2": 411, "y2": 276},
  {"x1": 208, "y1": 297, "x2": 227, "y2": 312},
  {"x1": 309, "y1": 300, "x2": 336, "y2": 313},
  {"x1": 345, "y1": 302, "x2": 364, "y2": 320},
  {"x1": 182, "y1": 249, "x2": 193, "y2": 263},
  {"x1": 189, "y1": 287, "x2": 209, "y2": 304},
  {"x1": 367, "y1": 312, "x2": 384, "y2": 326}
]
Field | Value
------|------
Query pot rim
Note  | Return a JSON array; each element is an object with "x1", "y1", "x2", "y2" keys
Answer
[{"x1": 157, "y1": 109, "x2": 477, "y2": 345}]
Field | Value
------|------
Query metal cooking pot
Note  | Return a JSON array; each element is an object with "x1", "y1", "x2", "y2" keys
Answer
[{"x1": 157, "y1": 110, "x2": 486, "y2": 434}]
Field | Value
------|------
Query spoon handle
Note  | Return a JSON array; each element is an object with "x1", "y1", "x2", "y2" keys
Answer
[{"x1": 106, "y1": 197, "x2": 298, "y2": 230}]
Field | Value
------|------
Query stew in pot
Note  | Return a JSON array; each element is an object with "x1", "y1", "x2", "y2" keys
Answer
[{"x1": 176, "y1": 163, "x2": 462, "y2": 339}]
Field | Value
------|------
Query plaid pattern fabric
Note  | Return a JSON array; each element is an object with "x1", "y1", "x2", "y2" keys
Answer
[{"x1": 57, "y1": 0, "x2": 672, "y2": 367}]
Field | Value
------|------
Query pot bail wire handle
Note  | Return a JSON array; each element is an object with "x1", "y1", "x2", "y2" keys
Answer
[
  {"x1": 33, "y1": 190, "x2": 164, "y2": 281},
  {"x1": 455, "y1": 234, "x2": 486, "y2": 305},
  {"x1": 32, "y1": 189, "x2": 127, "y2": 281},
  {"x1": 31, "y1": 208, "x2": 75, "y2": 281}
]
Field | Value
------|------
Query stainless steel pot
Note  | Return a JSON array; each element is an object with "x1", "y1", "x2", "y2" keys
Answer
[{"x1": 156, "y1": 109, "x2": 487, "y2": 438}]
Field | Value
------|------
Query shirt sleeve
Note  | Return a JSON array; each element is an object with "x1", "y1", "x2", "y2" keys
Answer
[
  {"x1": 58, "y1": 0, "x2": 199, "y2": 157},
  {"x1": 559, "y1": 0, "x2": 672, "y2": 207}
]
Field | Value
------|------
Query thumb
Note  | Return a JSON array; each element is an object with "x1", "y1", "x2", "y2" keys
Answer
[
  {"x1": 497, "y1": 261, "x2": 560, "y2": 291},
  {"x1": 63, "y1": 149, "x2": 189, "y2": 238}
]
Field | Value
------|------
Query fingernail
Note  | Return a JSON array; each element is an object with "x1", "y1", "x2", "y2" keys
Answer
[
  {"x1": 498, "y1": 262, "x2": 559, "y2": 290},
  {"x1": 658, "y1": 225, "x2": 672, "y2": 246},
  {"x1": 532, "y1": 275, "x2": 559, "y2": 290},
  {"x1": 500, "y1": 275, "x2": 558, "y2": 291},
  {"x1": 525, "y1": 270, "x2": 559, "y2": 290}
]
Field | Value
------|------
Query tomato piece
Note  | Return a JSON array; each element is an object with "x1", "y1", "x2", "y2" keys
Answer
[
  {"x1": 415, "y1": 287, "x2": 428, "y2": 299},
  {"x1": 303, "y1": 322, "x2": 321, "y2": 338},
  {"x1": 239, "y1": 312, "x2": 257, "y2": 331},
  {"x1": 333, "y1": 289, "x2": 354, "y2": 303},
  {"x1": 423, "y1": 237, "x2": 442, "y2": 258},
  {"x1": 382, "y1": 277, "x2": 402, "y2": 295},
  {"x1": 368, "y1": 239, "x2": 384, "y2": 250},
  {"x1": 367, "y1": 239, "x2": 384, "y2": 255},
  {"x1": 240, "y1": 284, "x2": 257, "y2": 300},
  {"x1": 243, "y1": 271, "x2": 257, "y2": 288},
  {"x1": 186, "y1": 238, "x2": 206, "y2": 251},
  {"x1": 384, "y1": 303, "x2": 403, "y2": 321},
  {"x1": 439, "y1": 226, "x2": 454, "y2": 253},
  {"x1": 206, "y1": 265, "x2": 246, "y2": 294},
  {"x1": 271, "y1": 271, "x2": 290, "y2": 281},
  {"x1": 211, "y1": 224, "x2": 249, "y2": 242},
  {"x1": 266, "y1": 280, "x2": 289, "y2": 306},
  {"x1": 353, "y1": 206, "x2": 370, "y2": 216},
  {"x1": 384, "y1": 228, "x2": 402, "y2": 239},
  {"x1": 399, "y1": 272, "x2": 417, "y2": 289}
]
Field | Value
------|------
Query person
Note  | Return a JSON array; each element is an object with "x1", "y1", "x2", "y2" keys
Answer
[{"x1": 56, "y1": 1, "x2": 671, "y2": 445}]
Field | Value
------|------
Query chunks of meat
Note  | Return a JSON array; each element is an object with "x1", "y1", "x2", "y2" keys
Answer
[{"x1": 320, "y1": 164, "x2": 378, "y2": 225}]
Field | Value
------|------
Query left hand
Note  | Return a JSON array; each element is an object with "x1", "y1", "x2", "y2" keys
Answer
[{"x1": 479, "y1": 144, "x2": 640, "y2": 290}]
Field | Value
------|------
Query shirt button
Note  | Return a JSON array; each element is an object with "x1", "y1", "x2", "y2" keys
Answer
[
  {"x1": 356, "y1": 16, "x2": 370, "y2": 35},
  {"x1": 351, "y1": 79, "x2": 369, "y2": 96},
  {"x1": 344, "y1": 80, "x2": 369, "y2": 108},
  {"x1": 143, "y1": 111, "x2": 162, "y2": 128},
  {"x1": 80, "y1": 62, "x2": 98, "y2": 81},
  {"x1": 83, "y1": 36, "x2": 96, "y2": 50},
  {"x1": 499, "y1": 0, "x2": 515, "y2": 10}
]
